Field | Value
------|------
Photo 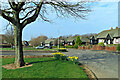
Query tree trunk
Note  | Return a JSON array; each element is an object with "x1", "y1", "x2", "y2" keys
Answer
[{"x1": 14, "y1": 25, "x2": 25, "y2": 67}]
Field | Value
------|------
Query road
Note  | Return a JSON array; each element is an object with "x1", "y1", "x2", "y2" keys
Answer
[
  {"x1": 63, "y1": 49, "x2": 119, "y2": 79},
  {"x1": 1, "y1": 49, "x2": 119, "y2": 79}
]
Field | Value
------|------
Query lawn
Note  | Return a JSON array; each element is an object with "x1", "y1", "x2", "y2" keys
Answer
[
  {"x1": 1, "y1": 48, "x2": 55, "y2": 51},
  {"x1": 2, "y1": 57, "x2": 89, "y2": 79}
]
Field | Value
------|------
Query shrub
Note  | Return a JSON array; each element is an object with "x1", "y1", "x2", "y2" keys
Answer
[
  {"x1": 74, "y1": 44, "x2": 79, "y2": 49},
  {"x1": 74, "y1": 36, "x2": 82, "y2": 49},
  {"x1": 98, "y1": 42, "x2": 105, "y2": 47},
  {"x1": 59, "y1": 43, "x2": 64, "y2": 46},
  {"x1": 58, "y1": 48, "x2": 67, "y2": 52},
  {"x1": 117, "y1": 44, "x2": 120, "y2": 51},
  {"x1": 52, "y1": 52, "x2": 66, "y2": 60},
  {"x1": 65, "y1": 45, "x2": 74, "y2": 48},
  {"x1": 61, "y1": 56, "x2": 67, "y2": 60},
  {"x1": 54, "y1": 54, "x2": 61, "y2": 60},
  {"x1": 68, "y1": 56, "x2": 78, "y2": 64}
]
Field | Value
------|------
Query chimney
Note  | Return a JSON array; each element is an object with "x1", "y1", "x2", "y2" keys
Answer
[
  {"x1": 111, "y1": 27, "x2": 113, "y2": 30},
  {"x1": 116, "y1": 27, "x2": 118, "y2": 29}
]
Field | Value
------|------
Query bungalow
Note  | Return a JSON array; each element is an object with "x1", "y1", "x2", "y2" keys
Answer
[
  {"x1": 66, "y1": 37, "x2": 76, "y2": 46},
  {"x1": 90, "y1": 27, "x2": 120, "y2": 45},
  {"x1": 80, "y1": 37, "x2": 90, "y2": 45},
  {"x1": 90, "y1": 35, "x2": 98, "y2": 45},
  {"x1": 44, "y1": 39, "x2": 56, "y2": 47},
  {"x1": 66, "y1": 36, "x2": 90, "y2": 46}
]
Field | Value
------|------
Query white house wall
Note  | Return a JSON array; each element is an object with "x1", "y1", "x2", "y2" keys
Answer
[
  {"x1": 113, "y1": 38, "x2": 120, "y2": 44},
  {"x1": 45, "y1": 44, "x2": 50, "y2": 46},
  {"x1": 98, "y1": 39, "x2": 105, "y2": 43}
]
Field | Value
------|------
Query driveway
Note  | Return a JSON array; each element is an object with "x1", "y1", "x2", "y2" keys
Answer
[{"x1": 63, "y1": 49, "x2": 119, "y2": 79}]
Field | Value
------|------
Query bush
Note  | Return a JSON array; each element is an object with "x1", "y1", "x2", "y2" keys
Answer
[
  {"x1": 68, "y1": 56, "x2": 78, "y2": 64},
  {"x1": 98, "y1": 42, "x2": 105, "y2": 47},
  {"x1": 54, "y1": 54, "x2": 61, "y2": 60},
  {"x1": 65, "y1": 45, "x2": 74, "y2": 48},
  {"x1": 52, "y1": 52, "x2": 66, "y2": 60},
  {"x1": 117, "y1": 44, "x2": 120, "y2": 51},
  {"x1": 74, "y1": 44, "x2": 79, "y2": 49},
  {"x1": 52, "y1": 52, "x2": 79, "y2": 64},
  {"x1": 61, "y1": 56, "x2": 67, "y2": 60},
  {"x1": 74, "y1": 36, "x2": 82, "y2": 49}
]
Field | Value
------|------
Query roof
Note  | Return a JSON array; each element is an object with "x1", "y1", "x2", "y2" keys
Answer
[
  {"x1": 97, "y1": 28, "x2": 120, "y2": 39},
  {"x1": 90, "y1": 35, "x2": 98, "y2": 40},
  {"x1": 44, "y1": 39, "x2": 56, "y2": 43},
  {"x1": 113, "y1": 28, "x2": 120, "y2": 37},
  {"x1": 80, "y1": 37, "x2": 90, "y2": 42},
  {"x1": 67, "y1": 36, "x2": 77, "y2": 42}
]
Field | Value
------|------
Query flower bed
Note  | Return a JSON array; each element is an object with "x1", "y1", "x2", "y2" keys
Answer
[{"x1": 52, "y1": 52, "x2": 79, "y2": 64}]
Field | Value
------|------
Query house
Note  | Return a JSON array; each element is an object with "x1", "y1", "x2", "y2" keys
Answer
[
  {"x1": 90, "y1": 27, "x2": 120, "y2": 45},
  {"x1": 65, "y1": 36, "x2": 90, "y2": 46},
  {"x1": 90, "y1": 35, "x2": 98, "y2": 45},
  {"x1": 66, "y1": 37, "x2": 76, "y2": 46},
  {"x1": 80, "y1": 37, "x2": 90, "y2": 45},
  {"x1": 44, "y1": 39, "x2": 56, "y2": 47}
]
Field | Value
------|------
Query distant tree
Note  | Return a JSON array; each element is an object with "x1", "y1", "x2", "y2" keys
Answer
[
  {"x1": 30, "y1": 36, "x2": 48, "y2": 47},
  {"x1": 74, "y1": 36, "x2": 82, "y2": 49},
  {"x1": 5, "y1": 27, "x2": 14, "y2": 48}
]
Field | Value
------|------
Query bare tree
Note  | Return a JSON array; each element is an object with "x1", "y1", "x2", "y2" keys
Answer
[
  {"x1": 5, "y1": 27, "x2": 14, "y2": 48},
  {"x1": 0, "y1": 0, "x2": 91, "y2": 67},
  {"x1": 30, "y1": 35, "x2": 48, "y2": 47}
]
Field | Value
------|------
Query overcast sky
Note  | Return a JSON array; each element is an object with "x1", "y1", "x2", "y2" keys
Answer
[{"x1": 0, "y1": 1, "x2": 118, "y2": 41}]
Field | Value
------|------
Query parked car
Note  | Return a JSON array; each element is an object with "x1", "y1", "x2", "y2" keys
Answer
[{"x1": 36, "y1": 46, "x2": 44, "y2": 49}]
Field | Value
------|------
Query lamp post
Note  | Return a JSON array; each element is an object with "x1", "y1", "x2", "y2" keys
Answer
[{"x1": 58, "y1": 36, "x2": 59, "y2": 50}]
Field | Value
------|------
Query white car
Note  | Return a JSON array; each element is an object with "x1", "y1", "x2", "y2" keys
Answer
[{"x1": 35, "y1": 46, "x2": 44, "y2": 49}]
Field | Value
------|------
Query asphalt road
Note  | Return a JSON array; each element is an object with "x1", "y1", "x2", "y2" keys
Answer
[
  {"x1": 63, "y1": 49, "x2": 119, "y2": 79},
  {"x1": 1, "y1": 49, "x2": 119, "y2": 79}
]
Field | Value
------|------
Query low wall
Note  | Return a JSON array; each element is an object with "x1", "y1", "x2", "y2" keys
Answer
[{"x1": 78, "y1": 45, "x2": 116, "y2": 51}]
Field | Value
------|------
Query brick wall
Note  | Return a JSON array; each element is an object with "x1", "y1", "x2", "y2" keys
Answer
[{"x1": 78, "y1": 45, "x2": 116, "y2": 51}]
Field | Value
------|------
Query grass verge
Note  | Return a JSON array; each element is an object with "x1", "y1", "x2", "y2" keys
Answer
[
  {"x1": 1, "y1": 48, "x2": 55, "y2": 51},
  {"x1": 2, "y1": 57, "x2": 89, "y2": 79}
]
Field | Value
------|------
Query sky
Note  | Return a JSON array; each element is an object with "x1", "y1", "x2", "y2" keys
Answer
[{"x1": 0, "y1": 1, "x2": 118, "y2": 41}]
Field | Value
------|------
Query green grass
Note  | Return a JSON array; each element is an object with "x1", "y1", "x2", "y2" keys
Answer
[
  {"x1": 1, "y1": 48, "x2": 55, "y2": 51},
  {"x1": 2, "y1": 58, "x2": 89, "y2": 79}
]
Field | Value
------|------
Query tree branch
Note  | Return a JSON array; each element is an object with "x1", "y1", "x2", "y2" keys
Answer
[
  {"x1": 20, "y1": 8, "x2": 36, "y2": 20},
  {"x1": 17, "y1": 0, "x2": 26, "y2": 11},
  {"x1": 22, "y1": 0, "x2": 43, "y2": 28},
  {"x1": 0, "y1": 9, "x2": 16, "y2": 25},
  {"x1": 8, "y1": 0, "x2": 18, "y2": 11}
]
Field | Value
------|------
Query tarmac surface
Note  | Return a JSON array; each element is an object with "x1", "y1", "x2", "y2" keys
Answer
[{"x1": 63, "y1": 49, "x2": 119, "y2": 79}]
